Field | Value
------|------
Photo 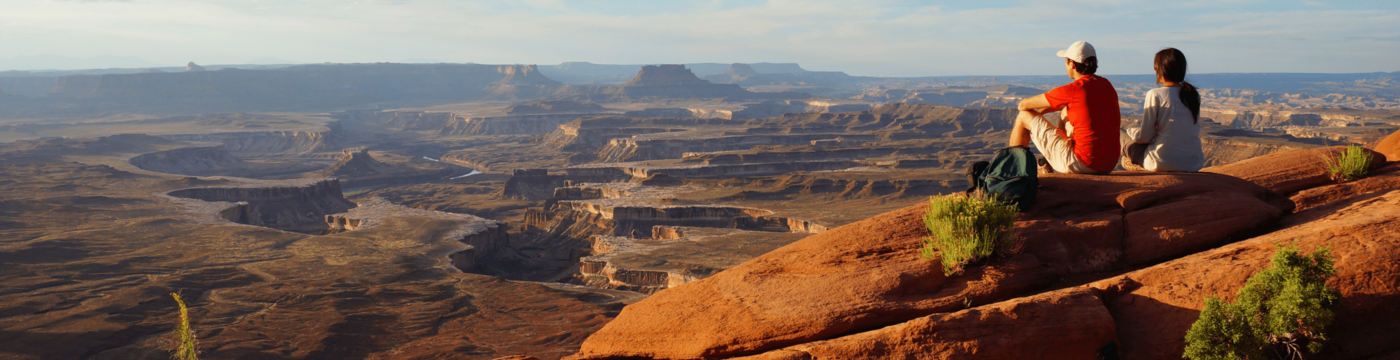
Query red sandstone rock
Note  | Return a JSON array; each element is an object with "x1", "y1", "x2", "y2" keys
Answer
[
  {"x1": 1203, "y1": 145, "x2": 1388, "y2": 195},
  {"x1": 735, "y1": 287, "x2": 1119, "y2": 360},
  {"x1": 1371, "y1": 129, "x2": 1400, "y2": 162},
  {"x1": 1024, "y1": 172, "x2": 1291, "y2": 272},
  {"x1": 1290, "y1": 163, "x2": 1400, "y2": 212},
  {"x1": 493, "y1": 356, "x2": 542, "y2": 360},
  {"x1": 567, "y1": 203, "x2": 1059, "y2": 359},
  {"x1": 1091, "y1": 189, "x2": 1400, "y2": 359},
  {"x1": 569, "y1": 172, "x2": 1292, "y2": 359}
]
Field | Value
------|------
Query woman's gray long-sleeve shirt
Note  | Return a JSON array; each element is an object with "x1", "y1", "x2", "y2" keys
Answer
[{"x1": 1123, "y1": 86, "x2": 1206, "y2": 172}]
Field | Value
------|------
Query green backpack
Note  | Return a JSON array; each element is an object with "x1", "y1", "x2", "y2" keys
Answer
[{"x1": 965, "y1": 146, "x2": 1039, "y2": 212}]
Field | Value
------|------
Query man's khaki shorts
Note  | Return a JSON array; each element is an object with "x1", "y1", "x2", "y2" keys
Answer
[{"x1": 1028, "y1": 114, "x2": 1100, "y2": 174}]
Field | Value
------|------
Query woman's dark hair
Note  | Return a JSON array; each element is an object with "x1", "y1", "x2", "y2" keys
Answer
[
  {"x1": 1072, "y1": 56, "x2": 1098, "y2": 75},
  {"x1": 1154, "y1": 48, "x2": 1200, "y2": 122}
]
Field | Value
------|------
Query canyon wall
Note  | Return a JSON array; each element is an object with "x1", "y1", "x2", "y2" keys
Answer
[
  {"x1": 163, "y1": 130, "x2": 335, "y2": 157},
  {"x1": 168, "y1": 179, "x2": 356, "y2": 234},
  {"x1": 447, "y1": 223, "x2": 511, "y2": 272},
  {"x1": 501, "y1": 169, "x2": 569, "y2": 200},
  {"x1": 128, "y1": 146, "x2": 244, "y2": 175}
]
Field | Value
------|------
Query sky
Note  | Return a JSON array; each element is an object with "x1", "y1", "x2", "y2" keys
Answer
[{"x1": 0, "y1": 0, "x2": 1397, "y2": 76}]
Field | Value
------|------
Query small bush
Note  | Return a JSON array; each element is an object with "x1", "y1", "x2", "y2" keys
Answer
[
  {"x1": 919, "y1": 192, "x2": 1019, "y2": 276},
  {"x1": 170, "y1": 293, "x2": 199, "y2": 360},
  {"x1": 1183, "y1": 243, "x2": 1339, "y2": 360},
  {"x1": 1321, "y1": 145, "x2": 1373, "y2": 182}
]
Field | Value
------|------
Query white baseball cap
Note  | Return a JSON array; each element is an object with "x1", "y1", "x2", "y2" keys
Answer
[{"x1": 1056, "y1": 41, "x2": 1096, "y2": 63}]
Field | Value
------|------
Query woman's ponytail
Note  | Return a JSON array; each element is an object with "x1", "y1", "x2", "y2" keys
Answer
[
  {"x1": 1154, "y1": 48, "x2": 1199, "y2": 123},
  {"x1": 1180, "y1": 81, "x2": 1200, "y2": 123}
]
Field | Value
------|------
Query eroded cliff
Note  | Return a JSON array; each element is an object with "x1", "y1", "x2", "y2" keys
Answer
[{"x1": 167, "y1": 178, "x2": 356, "y2": 234}]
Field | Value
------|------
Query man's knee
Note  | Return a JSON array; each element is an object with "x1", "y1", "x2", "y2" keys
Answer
[{"x1": 1013, "y1": 110, "x2": 1036, "y2": 129}]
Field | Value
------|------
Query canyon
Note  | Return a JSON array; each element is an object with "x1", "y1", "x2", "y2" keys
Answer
[{"x1": 2, "y1": 61, "x2": 1399, "y2": 360}]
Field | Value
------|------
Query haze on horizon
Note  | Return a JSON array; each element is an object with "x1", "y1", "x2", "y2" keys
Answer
[{"x1": 1, "y1": 0, "x2": 1397, "y2": 77}]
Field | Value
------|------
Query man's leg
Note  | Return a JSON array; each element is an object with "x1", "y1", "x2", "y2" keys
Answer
[
  {"x1": 1025, "y1": 112, "x2": 1077, "y2": 173},
  {"x1": 1008, "y1": 110, "x2": 1036, "y2": 147}
]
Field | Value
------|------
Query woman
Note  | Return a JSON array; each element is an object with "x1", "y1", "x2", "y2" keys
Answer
[{"x1": 1120, "y1": 48, "x2": 1205, "y2": 172}]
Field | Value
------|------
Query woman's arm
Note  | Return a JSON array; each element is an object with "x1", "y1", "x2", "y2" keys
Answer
[{"x1": 1127, "y1": 91, "x2": 1161, "y2": 144}]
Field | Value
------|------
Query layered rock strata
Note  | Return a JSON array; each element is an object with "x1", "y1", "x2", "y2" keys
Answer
[
  {"x1": 521, "y1": 183, "x2": 826, "y2": 292},
  {"x1": 164, "y1": 130, "x2": 335, "y2": 157},
  {"x1": 167, "y1": 178, "x2": 356, "y2": 234}
]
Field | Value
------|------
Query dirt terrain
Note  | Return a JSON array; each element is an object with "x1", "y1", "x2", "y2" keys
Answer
[{"x1": 3, "y1": 62, "x2": 1399, "y2": 359}]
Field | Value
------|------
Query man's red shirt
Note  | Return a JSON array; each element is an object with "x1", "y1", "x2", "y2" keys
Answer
[{"x1": 1043, "y1": 74, "x2": 1122, "y2": 172}]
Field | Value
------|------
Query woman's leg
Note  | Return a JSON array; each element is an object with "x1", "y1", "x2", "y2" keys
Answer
[{"x1": 1119, "y1": 128, "x2": 1148, "y2": 171}]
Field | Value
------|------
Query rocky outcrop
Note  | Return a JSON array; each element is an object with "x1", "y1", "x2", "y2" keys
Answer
[
  {"x1": 316, "y1": 148, "x2": 456, "y2": 188},
  {"x1": 1289, "y1": 163, "x2": 1400, "y2": 212},
  {"x1": 567, "y1": 172, "x2": 1292, "y2": 359},
  {"x1": 1090, "y1": 188, "x2": 1400, "y2": 359},
  {"x1": 1373, "y1": 128, "x2": 1400, "y2": 161},
  {"x1": 737, "y1": 287, "x2": 1119, "y2": 360},
  {"x1": 701, "y1": 63, "x2": 760, "y2": 83},
  {"x1": 501, "y1": 169, "x2": 568, "y2": 200},
  {"x1": 320, "y1": 148, "x2": 390, "y2": 176},
  {"x1": 542, "y1": 123, "x2": 680, "y2": 152},
  {"x1": 168, "y1": 179, "x2": 356, "y2": 234},
  {"x1": 734, "y1": 216, "x2": 828, "y2": 233},
  {"x1": 186, "y1": 62, "x2": 205, "y2": 72},
  {"x1": 493, "y1": 64, "x2": 561, "y2": 86},
  {"x1": 483, "y1": 64, "x2": 565, "y2": 99},
  {"x1": 620, "y1": 65, "x2": 757, "y2": 99},
  {"x1": 1204, "y1": 145, "x2": 1388, "y2": 195}
]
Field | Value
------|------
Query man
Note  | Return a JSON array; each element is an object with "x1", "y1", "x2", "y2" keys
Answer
[{"x1": 1009, "y1": 41, "x2": 1122, "y2": 174}]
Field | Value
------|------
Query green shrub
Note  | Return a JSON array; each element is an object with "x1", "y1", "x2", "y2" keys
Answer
[
  {"x1": 1321, "y1": 145, "x2": 1373, "y2": 182},
  {"x1": 1183, "y1": 243, "x2": 1339, "y2": 360},
  {"x1": 170, "y1": 293, "x2": 199, "y2": 360},
  {"x1": 919, "y1": 192, "x2": 1019, "y2": 276}
]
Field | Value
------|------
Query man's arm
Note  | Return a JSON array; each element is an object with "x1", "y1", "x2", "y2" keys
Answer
[{"x1": 1018, "y1": 94, "x2": 1052, "y2": 112}]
